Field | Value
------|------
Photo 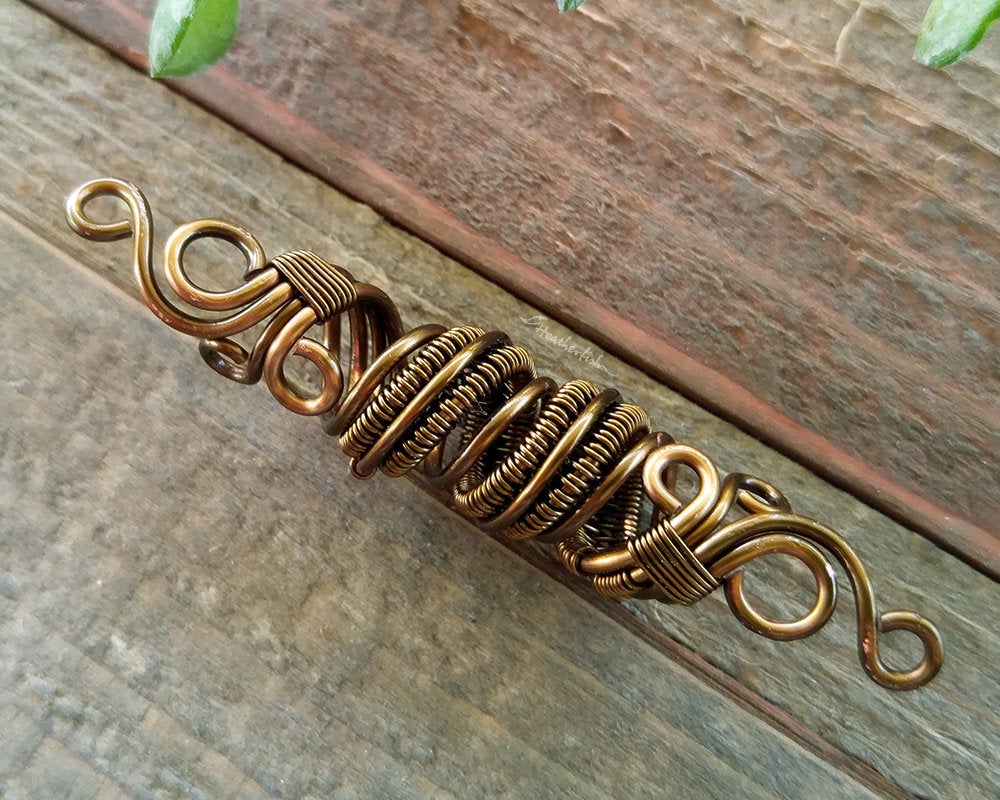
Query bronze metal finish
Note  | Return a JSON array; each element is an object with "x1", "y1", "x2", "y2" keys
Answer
[{"x1": 66, "y1": 178, "x2": 944, "y2": 691}]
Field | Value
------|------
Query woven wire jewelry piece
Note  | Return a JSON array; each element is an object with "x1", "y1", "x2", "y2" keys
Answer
[{"x1": 65, "y1": 177, "x2": 944, "y2": 691}]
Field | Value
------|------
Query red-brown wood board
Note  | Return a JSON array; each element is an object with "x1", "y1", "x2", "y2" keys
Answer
[{"x1": 27, "y1": 0, "x2": 1000, "y2": 575}]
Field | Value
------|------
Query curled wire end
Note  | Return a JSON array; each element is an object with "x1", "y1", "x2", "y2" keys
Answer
[
  {"x1": 65, "y1": 178, "x2": 144, "y2": 242},
  {"x1": 708, "y1": 516, "x2": 944, "y2": 690},
  {"x1": 562, "y1": 444, "x2": 943, "y2": 689},
  {"x1": 635, "y1": 446, "x2": 944, "y2": 690},
  {"x1": 866, "y1": 610, "x2": 943, "y2": 690},
  {"x1": 65, "y1": 177, "x2": 403, "y2": 417}
]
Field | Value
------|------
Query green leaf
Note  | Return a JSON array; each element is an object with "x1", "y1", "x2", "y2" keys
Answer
[
  {"x1": 148, "y1": 0, "x2": 240, "y2": 78},
  {"x1": 915, "y1": 0, "x2": 1000, "y2": 68},
  {"x1": 556, "y1": 0, "x2": 589, "y2": 11}
]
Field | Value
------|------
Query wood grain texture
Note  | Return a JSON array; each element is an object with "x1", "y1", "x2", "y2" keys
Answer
[
  {"x1": 22, "y1": 0, "x2": 1000, "y2": 574},
  {"x1": 3, "y1": 4, "x2": 1000, "y2": 797},
  {"x1": 1, "y1": 216, "x2": 889, "y2": 800}
]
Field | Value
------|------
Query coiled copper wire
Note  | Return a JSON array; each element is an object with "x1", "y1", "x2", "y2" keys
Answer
[{"x1": 334, "y1": 325, "x2": 657, "y2": 548}]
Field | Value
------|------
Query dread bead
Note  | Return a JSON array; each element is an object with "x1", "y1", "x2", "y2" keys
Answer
[{"x1": 65, "y1": 177, "x2": 943, "y2": 691}]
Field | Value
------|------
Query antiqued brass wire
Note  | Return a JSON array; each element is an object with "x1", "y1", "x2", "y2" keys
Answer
[
  {"x1": 66, "y1": 178, "x2": 402, "y2": 416},
  {"x1": 66, "y1": 178, "x2": 944, "y2": 691}
]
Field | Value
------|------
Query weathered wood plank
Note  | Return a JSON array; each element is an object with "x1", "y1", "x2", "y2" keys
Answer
[
  {"x1": 0, "y1": 217, "x2": 887, "y2": 799},
  {"x1": 2, "y1": 4, "x2": 1000, "y2": 798},
  {"x1": 22, "y1": 0, "x2": 1000, "y2": 570}
]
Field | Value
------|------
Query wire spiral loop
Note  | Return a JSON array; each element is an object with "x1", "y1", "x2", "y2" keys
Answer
[
  {"x1": 65, "y1": 178, "x2": 402, "y2": 415},
  {"x1": 66, "y1": 178, "x2": 944, "y2": 691}
]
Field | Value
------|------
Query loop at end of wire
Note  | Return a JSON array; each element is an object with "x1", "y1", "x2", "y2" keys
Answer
[{"x1": 696, "y1": 512, "x2": 944, "y2": 690}]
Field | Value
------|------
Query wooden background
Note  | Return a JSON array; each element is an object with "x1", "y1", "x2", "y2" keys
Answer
[
  {"x1": 2, "y1": 1, "x2": 999, "y2": 798},
  {"x1": 26, "y1": 0, "x2": 1000, "y2": 576}
]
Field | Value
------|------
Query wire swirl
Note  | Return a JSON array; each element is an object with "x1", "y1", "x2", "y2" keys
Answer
[
  {"x1": 66, "y1": 178, "x2": 944, "y2": 691},
  {"x1": 65, "y1": 178, "x2": 402, "y2": 415},
  {"x1": 568, "y1": 444, "x2": 942, "y2": 689}
]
